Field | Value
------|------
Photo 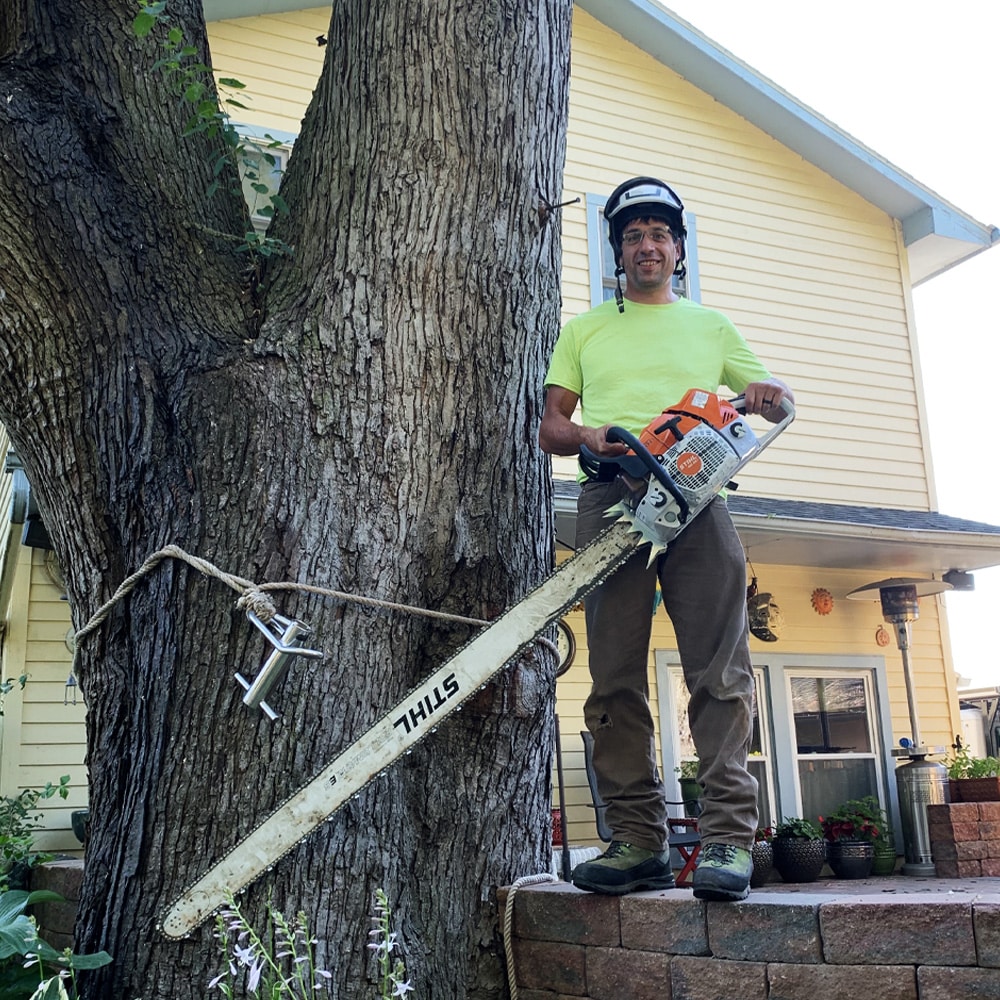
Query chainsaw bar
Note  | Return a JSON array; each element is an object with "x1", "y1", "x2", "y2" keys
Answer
[{"x1": 159, "y1": 519, "x2": 644, "y2": 938}]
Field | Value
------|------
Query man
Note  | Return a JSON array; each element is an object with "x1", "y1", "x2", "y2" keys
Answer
[{"x1": 539, "y1": 177, "x2": 793, "y2": 902}]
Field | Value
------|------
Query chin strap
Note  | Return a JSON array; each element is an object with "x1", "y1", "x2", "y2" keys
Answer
[{"x1": 614, "y1": 266, "x2": 625, "y2": 312}]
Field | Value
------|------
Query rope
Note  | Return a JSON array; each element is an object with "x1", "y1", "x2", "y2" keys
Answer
[
  {"x1": 72, "y1": 545, "x2": 562, "y2": 657},
  {"x1": 74, "y1": 545, "x2": 255, "y2": 644},
  {"x1": 502, "y1": 873, "x2": 557, "y2": 999}
]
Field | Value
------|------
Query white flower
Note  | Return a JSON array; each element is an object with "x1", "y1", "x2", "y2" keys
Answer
[
  {"x1": 392, "y1": 980, "x2": 415, "y2": 996},
  {"x1": 246, "y1": 959, "x2": 264, "y2": 992}
]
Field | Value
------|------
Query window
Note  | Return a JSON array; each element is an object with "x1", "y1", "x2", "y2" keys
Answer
[
  {"x1": 236, "y1": 129, "x2": 295, "y2": 233},
  {"x1": 788, "y1": 671, "x2": 882, "y2": 822},
  {"x1": 586, "y1": 193, "x2": 700, "y2": 307}
]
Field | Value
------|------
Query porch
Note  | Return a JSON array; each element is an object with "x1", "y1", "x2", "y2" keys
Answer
[{"x1": 501, "y1": 873, "x2": 1000, "y2": 1000}]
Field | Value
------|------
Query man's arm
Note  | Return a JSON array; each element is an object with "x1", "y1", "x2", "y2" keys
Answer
[
  {"x1": 740, "y1": 378, "x2": 795, "y2": 423},
  {"x1": 538, "y1": 386, "x2": 630, "y2": 458}
]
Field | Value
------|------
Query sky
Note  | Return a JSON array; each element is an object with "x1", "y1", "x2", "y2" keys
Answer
[{"x1": 655, "y1": 1, "x2": 1000, "y2": 689}]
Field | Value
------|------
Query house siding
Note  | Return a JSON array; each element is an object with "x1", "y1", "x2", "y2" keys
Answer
[
  {"x1": 563, "y1": 9, "x2": 933, "y2": 512},
  {"x1": 0, "y1": 426, "x2": 11, "y2": 556},
  {"x1": 0, "y1": 545, "x2": 84, "y2": 855},
  {"x1": 207, "y1": 7, "x2": 331, "y2": 135}
]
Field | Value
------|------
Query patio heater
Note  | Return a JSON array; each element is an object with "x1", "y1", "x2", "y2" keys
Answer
[{"x1": 846, "y1": 576, "x2": 953, "y2": 876}]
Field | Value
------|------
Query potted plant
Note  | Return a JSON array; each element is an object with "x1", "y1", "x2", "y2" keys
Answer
[
  {"x1": 820, "y1": 796, "x2": 882, "y2": 879},
  {"x1": 871, "y1": 824, "x2": 898, "y2": 876},
  {"x1": 946, "y1": 739, "x2": 1000, "y2": 802},
  {"x1": 0, "y1": 778, "x2": 70, "y2": 890},
  {"x1": 750, "y1": 826, "x2": 774, "y2": 887},
  {"x1": 772, "y1": 817, "x2": 825, "y2": 883},
  {"x1": 674, "y1": 759, "x2": 701, "y2": 817}
]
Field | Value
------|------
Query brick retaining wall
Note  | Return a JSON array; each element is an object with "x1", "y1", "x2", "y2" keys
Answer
[
  {"x1": 930, "y1": 801, "x2": 1000, "y2": 878},
  {"x1": 28, "y1": 858, "x2": 83, "y2": 953},
  {"x1": 503, "y1": 881, "x2": 1000, "y2": 999}
]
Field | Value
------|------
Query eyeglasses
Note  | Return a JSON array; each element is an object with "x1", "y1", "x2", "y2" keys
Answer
[{"x1": 621, "y1": 227, "x2": 674, "y2": 247}]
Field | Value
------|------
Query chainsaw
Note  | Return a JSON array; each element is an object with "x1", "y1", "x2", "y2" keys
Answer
[{"x1": 159, "y1": 390, "x2": 793, "y2": 938}]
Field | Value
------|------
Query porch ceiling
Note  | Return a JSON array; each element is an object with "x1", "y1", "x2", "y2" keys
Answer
[{"x1": 552, "y1": 487, "x2": 1000, "y2": 575}]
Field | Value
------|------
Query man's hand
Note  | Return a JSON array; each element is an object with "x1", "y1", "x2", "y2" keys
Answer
[
  {"x1": 741, "y1": 379, "x2": 794, "y2": 423},
  {"x1": 581, "y1": 423, "x2": 630, "y2": 458},
  {"x1": 539, "y1": 386, "x2": 630, "y2": 457}
]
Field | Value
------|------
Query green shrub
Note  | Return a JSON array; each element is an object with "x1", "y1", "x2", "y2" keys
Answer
[
  {"x1": 0, "y1": 777, "x2": 70, "y2": 890},
  {"x1": 946, "y1": 740, "x2": 1000, "y2": 780}
]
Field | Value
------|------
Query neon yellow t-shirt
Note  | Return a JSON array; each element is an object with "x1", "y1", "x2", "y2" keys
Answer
[{"x1": 544, "y1": 297, "x2": 772, "y2": 435}]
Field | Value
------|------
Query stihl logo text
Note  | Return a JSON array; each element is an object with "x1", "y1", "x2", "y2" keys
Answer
[
  {"x1": 392, "y1": 673, "x2": 460, "y2": 734},
  {"x1": 676, "y1": 451, "x2": 702, "y2": 476}
]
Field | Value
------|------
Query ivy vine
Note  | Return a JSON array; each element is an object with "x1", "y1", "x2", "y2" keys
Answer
[{"x1": 133, "y1": 0, "x2": 293, "y2": 260}]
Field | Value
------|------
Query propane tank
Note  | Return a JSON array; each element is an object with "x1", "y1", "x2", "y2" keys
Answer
[{"x1": 896, "y1": 755, "x2": 950, "y2": 876}]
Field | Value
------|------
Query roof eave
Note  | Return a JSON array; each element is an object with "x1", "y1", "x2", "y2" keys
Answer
[{"x1": 552, "y1": 493, "x2": 1000, "y2": 575}]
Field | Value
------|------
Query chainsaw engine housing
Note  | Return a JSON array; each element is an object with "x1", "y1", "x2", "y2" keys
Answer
[{"x1": 582, "y1": 389, "x2": 767, "y2": 555}]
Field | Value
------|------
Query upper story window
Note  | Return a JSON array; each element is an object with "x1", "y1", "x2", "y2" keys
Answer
[
  {"x1": 586, "y1": 193, "x2": 700, "y2": 307},
  {"x1": 236, "y1": 127, "x2": 296, "y2": 234}
]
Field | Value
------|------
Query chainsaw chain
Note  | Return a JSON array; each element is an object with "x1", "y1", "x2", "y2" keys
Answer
[{"x1": 159, "y1": 519, "x2": 643, "y2": 938}]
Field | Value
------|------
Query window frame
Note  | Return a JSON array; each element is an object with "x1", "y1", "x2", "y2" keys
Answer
[
  {"x1": 655, "y1": 652, "x2": 778, "y2": 827},
  {"x1": 767, "y1": 653, "x2": 898, "y2": 833}
]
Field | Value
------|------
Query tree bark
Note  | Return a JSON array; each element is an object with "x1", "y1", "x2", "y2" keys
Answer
[{"x1": 0, "y1": 0, "x2": 572, "y2": 995}]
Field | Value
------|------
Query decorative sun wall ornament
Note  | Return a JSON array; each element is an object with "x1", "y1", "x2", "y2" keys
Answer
[
  {"x1": 810, "y1": 588, "x2": 834, "y2": 615},
  {"x1": 875, "y1": 624, "x2": 891, "y2": 647}
]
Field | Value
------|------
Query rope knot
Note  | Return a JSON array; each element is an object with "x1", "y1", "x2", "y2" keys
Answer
[{"x1": 236, "y1": 588, "x2": 277, "y2": 623}]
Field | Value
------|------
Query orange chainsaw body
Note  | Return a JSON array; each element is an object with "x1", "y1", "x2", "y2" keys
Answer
[{"x1": 634, "y1": 389, "x2": 742, "y2": 460}]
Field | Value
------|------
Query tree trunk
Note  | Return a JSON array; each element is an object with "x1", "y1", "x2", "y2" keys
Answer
[{"x1": 0, "y1": 0, "x2": 572, "y2": 995}]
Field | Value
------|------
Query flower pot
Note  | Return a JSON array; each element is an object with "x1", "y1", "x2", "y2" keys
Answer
[
  {"x1": 827, "y1": 839, "x2": 874, "y2": 879},
  {"x1": 949, "y1": 777, "x2": 1000, "y2": 803},
  {"x1": 72, "y1": 808, "x2": 91, "y2": 845},
  {"x1": 772, "y1": 836, "x2": 826, "y2": 883},
  {"x1": 871, "y1": 841, "x2": 897, "y2": 876},
  {"x1": 749, "y1": 841, "x2": 773, "y2": 887},
  {"x1": 679, "y1": 778, "x2": 702, "y2": 817}
]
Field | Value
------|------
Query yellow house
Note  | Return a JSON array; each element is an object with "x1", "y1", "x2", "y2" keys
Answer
[{"x1": 3, "y1": 1, "x2": 1000, "y2": 855}]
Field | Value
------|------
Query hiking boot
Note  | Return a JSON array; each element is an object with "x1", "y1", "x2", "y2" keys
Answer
[
  {"x1": 571, "y1": 841, "x2": 675, "y2": 895},
  {"x1": 692, "y1": 843, "x2": 752, "y2": 902}
]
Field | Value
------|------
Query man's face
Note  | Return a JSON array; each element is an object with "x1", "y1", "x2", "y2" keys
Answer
[{"x1": 619, "y1": 216, "x2": 680, "y2": 302}]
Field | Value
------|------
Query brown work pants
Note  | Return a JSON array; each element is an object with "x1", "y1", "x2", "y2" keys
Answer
[{"x1": 578, "y1": 482, "x2": 758, "y2": 852}]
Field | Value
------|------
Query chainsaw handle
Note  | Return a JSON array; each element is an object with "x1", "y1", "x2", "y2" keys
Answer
[
  {"x1": 597, "y1": 426, "x2": 691, "y2": 523},
  {"x1": 730, "y1": 394, "x2": 795, "y2": 445}
]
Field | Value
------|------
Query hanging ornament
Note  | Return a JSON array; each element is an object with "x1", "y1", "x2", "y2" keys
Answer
[
  {"x1": 875, "y1": 624, "x2": 891, "y2": 647},
  {"x1": 748, "y1": 584, "x2": 784, "y2": 642},
  {"x1": 810, "y1": 588, "x2": 834, "y2": 615}
]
